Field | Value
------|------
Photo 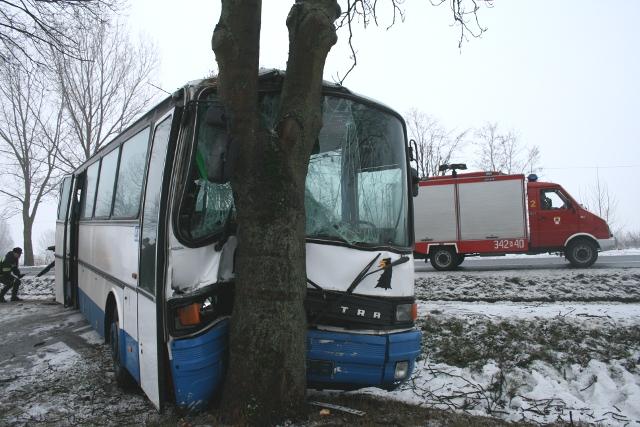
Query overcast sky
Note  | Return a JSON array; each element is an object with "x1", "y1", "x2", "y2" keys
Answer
[{"x1": 15, "y1": 0, "x2": 640, "y2": 252}]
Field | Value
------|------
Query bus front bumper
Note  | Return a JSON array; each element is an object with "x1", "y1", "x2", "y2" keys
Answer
[{"x1": 306, "y1": 328, "x2": 422, "y2": 390}]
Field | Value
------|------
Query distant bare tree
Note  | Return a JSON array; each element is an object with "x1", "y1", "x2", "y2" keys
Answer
[
  {"x1": 581, "y1": 173, "x2": 618, "y2": 228},
  {"x1": 35, "y1": 229, "x2": 56, "y2": 265},
  {"x1": 406, "y1": 109, "x2": 468, "y2": 178},
  {"x1": 0, "y1": 218, "x2": 14, "y2": 254},
  {"x1": 0, "y1": 61, "x2": 63, "y2": 265},
  {"x1": 474, "y1": 122, "x2": 540, "y2": 175},
  {"x1": 52, "y1": 14, "x2": 158, "y2": 172},
  {"x1": 523, "y1": 145, "x2": 541, "y2": 175},
  {"x1": 0, "y1": 0, "x2": 118, "y2": 66},
  {"x1": 617, "y1": 230, "x2": 640, "y2": 249}
]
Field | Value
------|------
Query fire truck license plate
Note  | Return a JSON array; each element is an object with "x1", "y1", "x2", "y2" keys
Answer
[{"x1": 493, "y1": 239, "x2": 525, "y2": 250}]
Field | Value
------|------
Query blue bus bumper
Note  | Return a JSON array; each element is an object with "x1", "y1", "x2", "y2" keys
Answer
[
  {"x1": 170, "y1": 325, "x2": 421, "y2": 410},
  {"x1": 170, "y1": 320, "x2": 229, "y2": 411},
  {"x1": 307, "y1": 328, "x2": 422, "y2": 389}
]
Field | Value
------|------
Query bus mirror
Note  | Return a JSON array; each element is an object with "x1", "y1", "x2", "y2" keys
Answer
[
  {"x1": 411, "y1": 167, "x2": 419, "y2": 197},
  {"x1": 409, "y1": 139, "x2": 418, "y2": 162}
]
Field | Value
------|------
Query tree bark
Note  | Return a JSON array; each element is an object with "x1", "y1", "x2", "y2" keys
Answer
[
  {"x1": 213, "y1": 0, "x2": 339, "y2": 423},
  {"x1": 22, "y1": 214, "x2": 34, "y2": 266}
]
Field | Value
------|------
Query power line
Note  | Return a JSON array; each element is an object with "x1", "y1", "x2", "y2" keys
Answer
[{"x1": 541, "y1": 165, "x2": 640, "y2": 170}]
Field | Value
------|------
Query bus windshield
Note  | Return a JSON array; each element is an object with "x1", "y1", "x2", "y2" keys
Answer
[
  {"x1": 177, "y1": 93, "x2": 409, "y2": 249},
  {"x1": 306, "y1": 97, "x2": 409, "y2": 248}
]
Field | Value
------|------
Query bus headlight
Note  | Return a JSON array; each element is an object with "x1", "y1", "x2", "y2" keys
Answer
[
  {"x1": 394, "y1": 361, "x2": 409, "y2": 379},
  {"x1": 177, "y1": 303, "x2": 202, "y2": 326},
  {"x1": 396, "y1": 303, "x2": 417, "y2": 322}
]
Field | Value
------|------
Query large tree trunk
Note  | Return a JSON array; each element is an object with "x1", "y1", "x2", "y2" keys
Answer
[
  {"x1": 212, "y1": 0, "x2": 338, "y2": 423},
  {"x1": 22, "y1": 215, "x2": 34, "y2": 266}
]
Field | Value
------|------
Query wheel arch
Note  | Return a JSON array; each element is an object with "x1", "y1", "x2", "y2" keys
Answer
[
  {"x1": 104, "y1": 291, "x2": 121, "y2": 343},
  {"x1": 427, "y1": 243, "x2": 459, "y2": 255},
  {"x1": 564, "y1": 233, "x2": 599, "y2": 250}
]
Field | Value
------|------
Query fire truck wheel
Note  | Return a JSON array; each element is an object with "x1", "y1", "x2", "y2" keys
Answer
[
  {"x1": 566, "y1": 239, "x2": 598, "y2": 268},
  {"x1": 430, "y1": 247, "x2": 457, "y2": 271}
]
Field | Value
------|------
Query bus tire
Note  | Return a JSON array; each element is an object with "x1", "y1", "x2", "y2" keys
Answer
[
  {"x1": 430, "y1": 247, "x2": 457, "y2": 271},
  {"x1": 566, "y1": 238, "x2": 598, "y2": 268},
  {"x1": 109, "y1": 306, "x2": 135, "y2": 388}
]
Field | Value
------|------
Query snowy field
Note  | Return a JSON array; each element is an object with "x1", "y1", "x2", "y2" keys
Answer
[
  {"x1": 368, "y1": 263, "x2": 640, "y2": 426},
  {"x1": 2, "y1": 258, "x2": 639, "y2": 425}
]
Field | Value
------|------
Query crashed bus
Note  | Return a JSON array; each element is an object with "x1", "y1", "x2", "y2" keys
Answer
[{"x1": 54, "y1": 70, "x2": 421, "y2": 410}]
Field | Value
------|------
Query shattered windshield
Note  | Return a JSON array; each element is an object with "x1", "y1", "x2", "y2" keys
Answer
[
  {"x1": 177, "y1": 98, "x2": 234, "y2": 242},
  {"x1": 305, "y1": 97, "x2": 409, "y2": 247},
  {"x1": 177, "y1": 92, "x2": 409, "y2": 248}
]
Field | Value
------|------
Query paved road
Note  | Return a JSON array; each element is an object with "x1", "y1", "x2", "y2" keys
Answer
[
  {"x1": 415, "y1": 254, "x2": 640, "y2": 272},
  {"x1": 0, "y1": 301, "x2": 95, "y2": 371}
]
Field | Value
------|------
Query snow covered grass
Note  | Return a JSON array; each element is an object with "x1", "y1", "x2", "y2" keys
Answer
[
  {"x1": 5, "y1": 263, "x2": 640, "y2": 425},
  {"x1": 10, "y1": 274, "x2": 55, "y2": 301},
  {"x1": 416, "y1": 268, "x2": 640, "y2": 302},
  {"x1": 378, "y1": 267, "x2": 640, "y2": 426}
]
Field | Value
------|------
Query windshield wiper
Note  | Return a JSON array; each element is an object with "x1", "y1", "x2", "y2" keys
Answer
[{"x1": 309, "y1": 254, "x2": 410, "y2": 325}]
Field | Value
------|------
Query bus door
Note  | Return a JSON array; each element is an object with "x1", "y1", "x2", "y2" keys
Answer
[
  {"x1": 137, "y1": 114, "x2": 173, "y2": 409},
  {"x1": 55, "y1": 175, "x2": 73, "y2": 305},
  {"x1": 67, "y1": 174, "x2": 83, "y2": 307}
]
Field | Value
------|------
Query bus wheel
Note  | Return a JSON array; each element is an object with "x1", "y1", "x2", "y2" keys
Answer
[
  {"x1": 430, "y1": 247, "x2": 456, "y2": 271},
  {"x1": 109, "y1": 307, "x2": 134, "y2": 388},
  {"x1": 566, "y1": 239, "x2": 598, "y2": 268},
  {"x1": 454, "y1": 254, "x2": 465, "y2": 267}
]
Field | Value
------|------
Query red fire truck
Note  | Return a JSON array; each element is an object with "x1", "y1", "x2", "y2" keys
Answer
[{"x1": 413, "y1": 166, "x2": 616, "y2": 270}]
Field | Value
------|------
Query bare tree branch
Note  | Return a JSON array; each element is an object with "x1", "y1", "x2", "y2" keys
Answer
[
  {"x1": 0, "y1": 0, "x2": 120, "y2": 67},
  {"x1": 473, "y1": 122, "x2": 539, "y2": 175},
  {"x1": 0, "y1": 59, "x2": 63, "y2": 264},
  {"x1": 52, "y1": 12, "x2": 159, "y2": 171},
  {"x1": 334, "y1": 0, "x2": 490, "y2": 83},
  {"x1": 406, "y1": 108, "x2": 468, "y2": 178}
]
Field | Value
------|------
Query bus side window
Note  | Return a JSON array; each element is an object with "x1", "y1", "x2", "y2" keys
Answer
[
  {"x1": 113, "y1": 127, "x2": 150, "y2": 218},
  {"x1": 94, "y1": 149, "x2": 119, "y2": 218},
  {"x1": 81, "y1": 162, "x2": 100, "y2": 219}
]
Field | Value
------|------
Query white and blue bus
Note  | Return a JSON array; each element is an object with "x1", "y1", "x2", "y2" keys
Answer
[{"x1": 55, "y1": 70, "x2": 421, "y2": 410}]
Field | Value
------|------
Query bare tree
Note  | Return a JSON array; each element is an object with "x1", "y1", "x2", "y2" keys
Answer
[
  {"x1": 473, "y1": 122, "x2": 540, "y2": 174},
  {"x1": 0, "y1": 0, "x2": 118, "y2": 66},
  {"x1": 35, "y1": 229, "x2": 56, "y2": 265},
  {"x1": 0, "y1": 218, "x2": 14, "y2": 254},
  {"x1": 406, "y1": 108, "x2": 468, "y2": 178},
  {"x1": 335, "y1": 0, "x2": 491, "y2": 82},
  {"x1": 52, "y1": 14, "x2": 158, "y2": 172},
  {"x1": 0, "y1": 61, "x2": 63, "y2": 265},
  {"x1": 617, "y1": 230, "x2": 640, "y2": 249},
  {"x1": 523, "y1": 144, "x2": 541, "y2": 175},
  {"x1": 210, "y1": 1, "x2": 489, "y2": 422},
  {"x1": 580, "y1": 173, "x2": 618, "y2": 228}
]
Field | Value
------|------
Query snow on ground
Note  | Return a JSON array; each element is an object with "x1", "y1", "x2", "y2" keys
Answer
[
  {"x1": 4, "y1": 263, "x2": 640, "y2": 425},
  {"x1": 416, "y1": 268, "x2": 640, "y2": 302},
  {"x1": 470, "y1": 248, "x2": 640, "y2": 259},
  {"x1": 372, "y1": 266, "x2": 640, "y2": 426}
]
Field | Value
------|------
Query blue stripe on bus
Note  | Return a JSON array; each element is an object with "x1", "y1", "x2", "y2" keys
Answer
[
  {"x1": 78, "y1": 288, "x2": 140, "y2": 384},
  {"x1": 76, "y1": 287, "x2": 421, "y2": 409},
  {"x1": 307, "y1": 328, "x2": 422, "y2": 388},
  {"x1": 78, "y1": 288, "x2": 105, "y2": 338},
  {"x1": 170, "y1": 320, "x2": 229, "y2": 411}
]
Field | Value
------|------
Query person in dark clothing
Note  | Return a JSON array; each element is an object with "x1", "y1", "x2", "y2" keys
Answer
[{"x1": 0, "y1": 247, "x2": 25, "y2": 302}]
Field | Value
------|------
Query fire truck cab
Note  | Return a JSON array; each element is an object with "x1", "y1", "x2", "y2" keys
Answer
[{"x1": 413, "y1": 169, "x2": 616, "y2": 270}]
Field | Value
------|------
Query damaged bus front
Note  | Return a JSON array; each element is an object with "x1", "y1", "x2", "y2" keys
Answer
[{"x1": 56, "y1": 71, "x2": 421, "y2": 411}]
